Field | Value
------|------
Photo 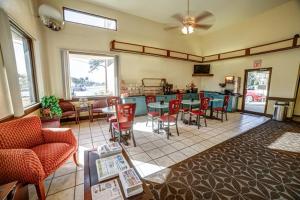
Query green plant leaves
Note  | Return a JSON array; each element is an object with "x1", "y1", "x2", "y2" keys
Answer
[{"x1": 41, "y1": 95, "x2": 62, "y2": 117}]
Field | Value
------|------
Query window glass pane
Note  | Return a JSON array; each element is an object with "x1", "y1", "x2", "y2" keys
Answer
[
  {"x1": 11, "y1": 27, "x2": 36, "y2": 107},
  {"x1": 64, "y1": 8, "x2": 117, "y2": 30},
  {"x1": 69, "y1": 53, "x2": 116, "y2": 97}
]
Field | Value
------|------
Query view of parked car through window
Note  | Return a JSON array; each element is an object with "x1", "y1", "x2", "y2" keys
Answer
[{"x1": 68, "y1": 53, "x2": 116, "y2": 97}]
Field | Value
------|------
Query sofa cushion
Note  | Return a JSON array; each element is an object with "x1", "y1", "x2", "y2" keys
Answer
[{"x1": 32, "y1": 143, "x2": 75, "y2": 175}]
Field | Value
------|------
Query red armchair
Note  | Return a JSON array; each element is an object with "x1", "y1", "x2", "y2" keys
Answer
[
  {"x1": 90, "y1": 99, "x2": 107, "y2": 122},
  {"x1": 59, "y1": 99, "x2": 78, "y2": 123},
  {"x1": 0, "y1": 116, "x2": 78, "y2": 200}
]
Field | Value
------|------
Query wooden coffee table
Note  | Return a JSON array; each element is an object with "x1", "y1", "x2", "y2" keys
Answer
[{"x1": 84, "y1": 147, "x2": 153, "y2": 200}]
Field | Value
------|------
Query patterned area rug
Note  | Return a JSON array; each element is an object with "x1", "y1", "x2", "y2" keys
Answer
[{"x1": 144, "y1": 120, "x2": 300, "y2": 200}]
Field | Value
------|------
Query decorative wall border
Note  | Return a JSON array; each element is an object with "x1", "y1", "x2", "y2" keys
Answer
[{"x1": 110, "y1": 34, "x2": 300, "y2": 63}]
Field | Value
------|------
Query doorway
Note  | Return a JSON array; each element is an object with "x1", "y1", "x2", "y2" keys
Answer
[{"x1": 242, "y1": 68, "x2": 272, "y2": 114}]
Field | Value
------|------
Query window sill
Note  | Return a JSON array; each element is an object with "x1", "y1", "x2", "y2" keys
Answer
[{"x1": 24, "y1": 103, "x2": 41, "y2": 115}]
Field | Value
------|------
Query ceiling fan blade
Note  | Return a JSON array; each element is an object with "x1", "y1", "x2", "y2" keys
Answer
[
  {"x1": 193, "y1": 24, "x2": 212, "y2": 30},
  {"x1": 194, "y1": 11, "x2": 213, "y2": 23},
  {"x1": 164, "y1": 26, "x2": 180, "y2": 31},
  {"x1": 172, "y1": 14, "x2": 184, "y2": 22}
]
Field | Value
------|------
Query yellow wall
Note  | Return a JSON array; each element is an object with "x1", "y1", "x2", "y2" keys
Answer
[
  {"x1": 39, "y1": 0, "x2": 202, "y2": 97},
  {"x1": 197, "y1": 0, "x2": 300, "y2": 115},
  {"x1": 0, "y1": 0, "x2": 48, "y2": 119}
]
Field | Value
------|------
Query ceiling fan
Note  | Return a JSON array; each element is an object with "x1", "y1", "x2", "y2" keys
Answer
[{"x1": 165, "y1": 0, "x2": 214, "y2": 34}]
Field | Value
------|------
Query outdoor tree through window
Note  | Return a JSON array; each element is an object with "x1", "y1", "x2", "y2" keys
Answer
[{"x1": 69, "y1": 53, "x2": 116, "y2": 97}]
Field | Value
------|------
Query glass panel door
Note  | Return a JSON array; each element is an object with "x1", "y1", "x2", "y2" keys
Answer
[{"x1": 243, "y1": 69, "x2": 271, "y2": 114}]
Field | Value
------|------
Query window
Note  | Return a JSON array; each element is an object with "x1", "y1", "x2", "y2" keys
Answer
[
  {"x1": 63, "y1": 7, "x2": 117, "y2": 30},
  {"x1": 68, "y1": 52, "x2": 117, "y2": 97},
  {"x1": 11, "y1": 25, "x2": 37, "y2": 107}
]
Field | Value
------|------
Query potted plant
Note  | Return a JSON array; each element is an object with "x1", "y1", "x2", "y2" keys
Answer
[{"x1": 40, "y1": 95, "x2": 62, "y2": 119}]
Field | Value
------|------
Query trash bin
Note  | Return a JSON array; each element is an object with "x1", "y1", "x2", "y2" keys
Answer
[{"x1": 273, "y1": 102, "x2": 289, "y2": 121}]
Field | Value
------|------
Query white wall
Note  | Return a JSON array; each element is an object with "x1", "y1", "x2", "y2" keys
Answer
[{"x1": 39, "y1": 0, "x2": 201, "y2": 97}]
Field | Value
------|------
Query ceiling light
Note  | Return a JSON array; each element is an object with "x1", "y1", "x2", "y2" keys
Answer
[{"x1": 181, "y1": 26, "x2": 194, "y2": 34}]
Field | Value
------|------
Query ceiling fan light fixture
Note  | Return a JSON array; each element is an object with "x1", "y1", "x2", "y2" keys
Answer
[{"x1": 181, "y1": 25, "x2": 194, "y2": 34}]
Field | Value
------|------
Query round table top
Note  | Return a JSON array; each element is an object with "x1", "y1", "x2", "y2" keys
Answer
[
  {"x1": 102, "y1": 106, "x2": 116, "y2": 114},
  {"x1": 148, "y1": 102, "x2": 169, "y2": 109},
  {"x1": 181, "y1": 99, "x2": 200, "y2": 105}
]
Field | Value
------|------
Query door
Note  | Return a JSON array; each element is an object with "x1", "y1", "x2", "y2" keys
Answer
[{"x1": 242, "y1": 68, "x2": 272, "y2": 114}]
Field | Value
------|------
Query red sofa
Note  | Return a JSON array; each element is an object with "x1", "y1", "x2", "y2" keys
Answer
[{"x1": 0, "y1": 116, "x2": 78, "y2": 200}]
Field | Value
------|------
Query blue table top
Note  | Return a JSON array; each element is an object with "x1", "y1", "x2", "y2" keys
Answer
[{"x1": 147, "y1": 102, "x2": 169, "y2": 109}]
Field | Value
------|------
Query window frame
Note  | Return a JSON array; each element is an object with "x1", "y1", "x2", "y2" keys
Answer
[
  {"x1": 10, "y1": 21, "x2": 39, "y2": 108},
  {"x1": 63, "y1": 7, "x2": 118, "y2": 31},
  {"x1": 67, "y1": 51, "x2": 119, "y2": 99}
]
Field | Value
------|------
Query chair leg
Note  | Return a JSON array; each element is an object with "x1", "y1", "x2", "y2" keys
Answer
[
  {"x1": 204, "y1": 116, "x2": 207, "y2": 127},
  {"x1": 188, "y1": 113, "x2": 191, "y2": 125},
  {"x1": 146, "y1": 117, "x2": 149, "y2": 126},
  {"x1": 35, "y1": 182, "x2": 46, "y2": 200},
  {"x1": 225, "y1": 112, "x2": 228, "y2": 121},
  {"x1": 216, "y1": 111, "x2": 219, "y2": 118},
  {"x1": 176, "y1": 121, "x2": 179, "y2": 136},
  {"x1": 167, "y1": 121, "x2": 170, "y2": 140},
  {"x1": 131, "y1": 130, "x2": 136, "y2": 147},
  {"x1": 197, "y1": 115, "x2": 200, "y2": 129},
  {"x1": 73, "y1": 152, "x2": 80, "y2": 166},
  {"x1": 221, "y1": 112, "x2": 224, "y2": 122},
  {"x1": 91, "y1": 113, "x2": 93, "y2": 122}
]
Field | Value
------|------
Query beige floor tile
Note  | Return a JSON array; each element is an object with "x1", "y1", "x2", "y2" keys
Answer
[
  {"x1": 48, "y1": 173, "x2": 76, "y2": 195},
  {"x1": 160, "y1": 145, "x2": 177, "y2": 154},
  {"x1": 180, "y1": 147, "x2": 198, "y2": 157},
  {"x1": 140, "y1": 142, "x2": 157, "y2": 151},
  {"x1": 130, "y1": 152, "x2": 152, "y2": 164},
  {"x1": 168, "y1": 151, "x2": 187, "y2": 163},
  {"x1": 154, "y1": 156, "x2": 176, "y2": 168},
  {"x1": 126, "y1": 146, "x2": 144, "y2": 156},
  {"x1": 170, "y1": 141, "x2": 187, "y2": 150},
  {"x1": 146, "y1": 148, "x2": 165, "y2": 159},
  {"x1": 47, "y1": 187, "x2": 74, "y2": 200},
  {"x1": 76, "y1": 170, "x2": 84, "y2": 185},
  {"x1": 28, "y1": 180, "x2": 51, "y2": 200},
  {"x1": 75, "y1": 184, "x2": 84, "y2": 200},
  {"x1": 54, "y1": 162, "x2": 77, "y2": 177},
  {"x1": 153, "y1": 140, "x2": 167, "y2": 148},
  {"x1": 137, "y1": 160, "x2": 162, "y2": 178}
]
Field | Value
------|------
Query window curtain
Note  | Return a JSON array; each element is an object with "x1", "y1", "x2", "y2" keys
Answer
[
  {"x1": 61, "y1": 49, "x2": 72, "y2": 100},
  {"x1": 0, "y1": 9, "x2": 24, "y2": 117}
]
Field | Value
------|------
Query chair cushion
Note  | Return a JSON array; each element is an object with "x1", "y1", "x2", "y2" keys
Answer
[
  {"x1": 109, "y1": 116, "x2": 117, "y2": 122},
  {"x1": 214, "y1": 107, "x2": 225, "y2": 112},
  {"x1": 112, "y1": 122, "x2": 132, "y2": 131},
  {"x1": 148, "y1": 111, "x2": 159, "y2": 117},
  {"x1": 62, "y1": 111, "x2": 76, "y2": 117},
  {"x1": 191, "y1": 110, "x2": 205, "y2": 116},
  {"x1": 92, "y1": 108, "x2": 102, "y2": 113},
  {"x1": 158, "y1": 115, "x2": 177, "y2": 122},
  {"x1": 31, "y1": 143, "x2": 75, "y2": 175}
]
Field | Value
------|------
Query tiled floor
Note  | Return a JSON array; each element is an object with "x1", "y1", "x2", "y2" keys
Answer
[{"x1": 28, "y1": 112, "x2": 269, "y2": 200}]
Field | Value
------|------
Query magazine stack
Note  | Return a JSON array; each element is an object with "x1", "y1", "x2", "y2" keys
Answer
[
  {"x1": 119, "y1": 168, "x2": 143, "y2": 198},
  {"x1": 97, "y1": 142, "x2": 122, "y2": 158}
]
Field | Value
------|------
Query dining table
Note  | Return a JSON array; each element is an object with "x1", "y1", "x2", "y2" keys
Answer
[
  {"x1": 181, "y1": 99, "x2": 200, "y2": 124},
  {"x1": 147, "y1": 102, "x2": 169, "y2": 133}
]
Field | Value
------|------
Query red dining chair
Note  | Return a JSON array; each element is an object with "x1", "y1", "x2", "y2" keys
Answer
[
  {"x1": 213, "y1": 95, "x2": 230, "y2": 122},
  {"x1": 112, "y1": 103, "x2": 136, "y2": 146},
  {"x1": 199, "y1": 91, "x2": 205, "y2": 99},
  {"x1": 176, "y1": 93, "x2": 189, "y2": 120},
  {"x1": 90, "y1": 99, "x2": 106, "y2": 122},
  {"x1": 189, "y1": 97, "x2": 210, "y2": 129},
  {"x1": 107, "y1": 96, "x2": 121, "y2": 134},
  {"x1": 145, "y1": 95, "x2": 159, "y2": 130},
  {"x1": 157, "y1": 99, "x2": 181, "y2": 139}
]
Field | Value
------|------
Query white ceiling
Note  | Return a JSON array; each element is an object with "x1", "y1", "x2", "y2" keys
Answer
[{"x1": 81, "y1": 0, "x2": 290, "y2": 35}]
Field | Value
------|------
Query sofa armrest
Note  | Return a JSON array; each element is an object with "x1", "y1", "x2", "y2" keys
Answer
[
  {"x1": 0, "y1": 149, "x2": 45, "y2": 184},
  {"x1": 42, "y1": 128, "x2": 78, "y2": 147}
]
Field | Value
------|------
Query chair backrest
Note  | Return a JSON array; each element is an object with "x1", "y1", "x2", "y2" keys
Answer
[
  {"x1": 59, "y1": 99, "x2": 75, "y2": 112},
  {"x1": 223, "y1": 95, "x2": 230, "y2": 110},
  {"x1": 0, "y1": 116, "x2": 43, "y2": 149},
  {"x1": 199, "y1": 91, "x2": 205, "y2": 100},
  {"x1": 92, "y1": 99, "x2": 107, "y2": 109},
  {"x1": 169, "y1": 99, "x2": 181, "y2": 115},
  {"x1": 116, "y1": 103, "x2": 136, "y2": 124},
  {"x1": 145, "y1": 95, "x2": 156, "y2": 112},
  {"x1": 107, "y1": 96, "x2": 121, "y2": 107},
  {"x1": 176, "y1": 94, "x2": 184, "y2": 102},
  {"x1": 200, "y1": 97, "x2": 210, "y2": 111}
]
